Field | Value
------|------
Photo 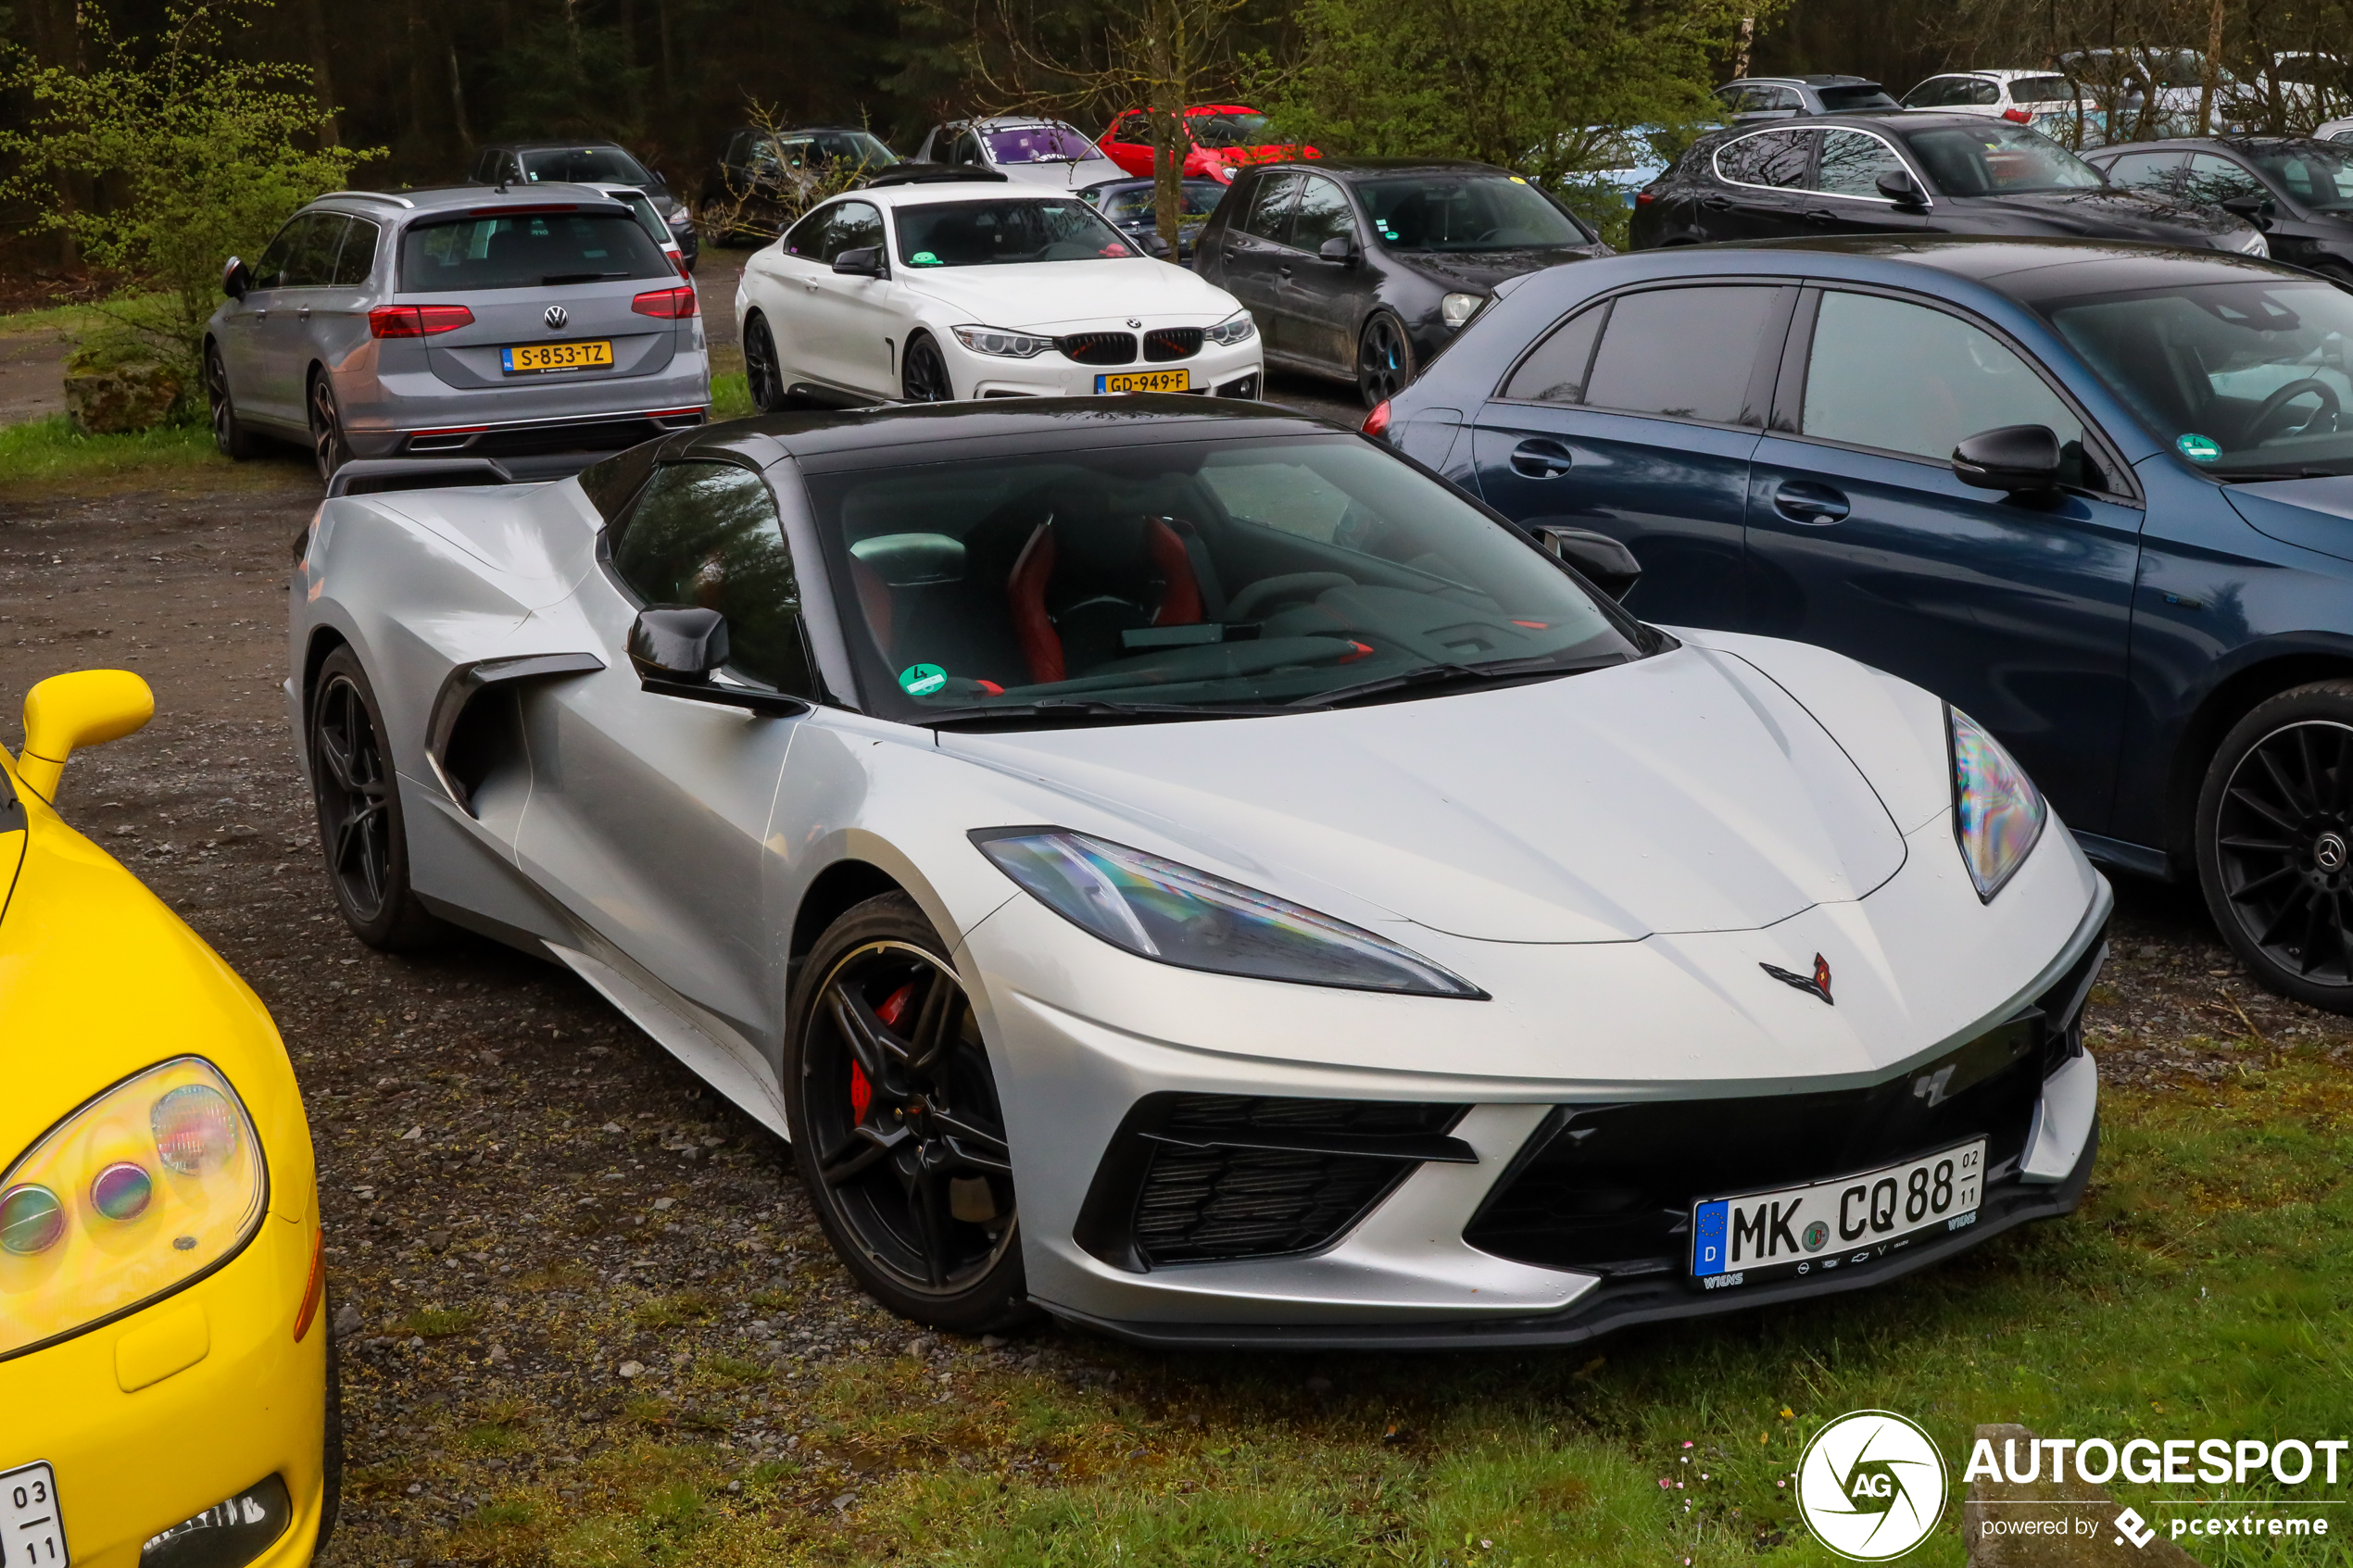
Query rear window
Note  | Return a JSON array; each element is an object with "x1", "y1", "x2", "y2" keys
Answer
[
  {"x1": 399, "y1": 210, "x2": 673, "y2": 292},
  {"x1": 1815, "y1": 83, "x2": 1901, "y2": 111},
  {"x1": 2008, "y1": 75, "x2": 2076, "y2": 103},
  {"x1": 520, "y1": 146, "x2": 655, "y2": 185}
]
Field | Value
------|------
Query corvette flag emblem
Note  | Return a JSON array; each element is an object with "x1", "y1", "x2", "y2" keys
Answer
[{"x1": 1761, "y1": 953, "x2": 1834, "y2": 1005}]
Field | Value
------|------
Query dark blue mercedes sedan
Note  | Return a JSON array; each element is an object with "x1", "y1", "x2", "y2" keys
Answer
[{"x1": 1378, "y1": 237, "x2": 2353, "y2": 1013}]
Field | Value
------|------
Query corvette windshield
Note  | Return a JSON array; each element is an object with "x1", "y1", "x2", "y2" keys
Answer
[
  {"x1": 894, "y1": 199, "x2": 1137, "y2": 266},
  {"x1": 804, "y1": 434, "x2": 1648, "y2": 723},
  {"x1": 2043, "y1": 278, "x2": 2353, "y2": 477}
]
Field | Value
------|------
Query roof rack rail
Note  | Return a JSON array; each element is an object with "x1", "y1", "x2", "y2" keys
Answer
[
  {"x1": 339, "y1": 190, "x2": 417, "y2": 208},
  {"x1": 863, "y1": 164, "x2": 1011, "y2": 188}
]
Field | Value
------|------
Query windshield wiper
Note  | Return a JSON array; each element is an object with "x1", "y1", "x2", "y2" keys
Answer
[
  {"x1": 916, "y1": 697, "x2": 1289, "y2": 728},
  {"x1": 2216, "y1": 466, "x2": 2348, "y2": 481},
  {"x1": 541, "y1": 270, "x2": 628, "y2": 284},
  {"x1": 1289, "y1": 654, "x2": 1610, "y2": 711}
]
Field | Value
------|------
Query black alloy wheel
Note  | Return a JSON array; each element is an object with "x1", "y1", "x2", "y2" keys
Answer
[
  {"x1": 786, "y1": 893, "x2": 1031, "y2": 1332},
  {"x1": 206, "y1": 343, "x2": 256, "y2": 459},
  {"x1": 901, "y1": 333, "x2": 955, "y2": 403},
  {"x1": 2197, "y1": 680, "x2": 2353, "y2": 1013},
  {"x1": 308, "y1": 371, "x2": 349, "y2": 486},
  {"x1": 308, "y1": 648, "x2": 445, "y2": 950},
  {"x1": 744, "y1": 314, "x2": 787, "y2": 412},
  {"x1": 1356, "y1": 312, "x2": 1415, "y2": 408}
]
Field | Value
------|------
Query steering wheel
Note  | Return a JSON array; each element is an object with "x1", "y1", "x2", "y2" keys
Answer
[{"x1": 2246, "y1": 377, "x2": 2342, "y2": 445}]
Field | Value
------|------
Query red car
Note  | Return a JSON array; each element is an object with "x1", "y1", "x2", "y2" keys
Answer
[{"x1": 1096, "y1": 105, "x2": 1315, "y2": 185}]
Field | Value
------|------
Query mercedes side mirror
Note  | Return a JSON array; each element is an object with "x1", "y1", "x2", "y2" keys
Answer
[
  {"x1": 1318, "y1": 235, "x2": 1360, "y2": 266},
  {"x1": 832, "y1": 246, "x2": 885, "y2": 277},
  {"x1": 1529, "y1": 525, "x2": 1643, "y2": 602},
  {"x1": 1953, "y1": 424, "x2": 2065, "y2": 492},
  {"x1": 1876, "y1": 169, "x2": 1929, "y2": 207},
  {"x1": 221, "y1": 257, "x2": 250, "y2": 300},
  {"x1": 629, "y1": 606, "x2": 727, "y2": 682}
]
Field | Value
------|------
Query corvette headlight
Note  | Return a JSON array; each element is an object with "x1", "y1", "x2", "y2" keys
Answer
[
  {"x1": 1441, "y1": 292, "x2": 1487, "y2": 329},
  {"x1": 1203, "y1": 311, "x2": 1257, "y2": 346},
  {"x1": 974, "y1": 828, "x2": 1484, "y2": 997},
  {"x1": 1948, "y1": 706, "x2": 2045, "y2": 902},
  {"x1": 951, "y1": 324, "x2": 1055, "y2": 358},
  {"x1": 0, "y1": 1058, "x2": 266, "y2": 1359}
]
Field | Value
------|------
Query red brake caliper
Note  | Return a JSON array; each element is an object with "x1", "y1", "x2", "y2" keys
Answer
[{"x1": 850, "y1": 983, "x2": 915, "y2": 1123}]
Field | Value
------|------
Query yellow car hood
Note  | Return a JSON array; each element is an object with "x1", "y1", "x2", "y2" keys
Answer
[{"x1": 0, "y1": 750, "x2": 312, "y2": 1226}]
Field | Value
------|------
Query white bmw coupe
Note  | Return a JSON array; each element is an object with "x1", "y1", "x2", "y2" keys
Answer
[
  {"x1": 734, "y1": 170, "x2": 1264, "y2": 409},
  {"x1": 287, "y1": 399, "x2": 2106, "y2": 1346}
]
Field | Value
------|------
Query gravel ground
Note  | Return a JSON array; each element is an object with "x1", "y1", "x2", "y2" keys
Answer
[{"x1": 5, "y1": 469, "x2": 2349, "y2": 1561}]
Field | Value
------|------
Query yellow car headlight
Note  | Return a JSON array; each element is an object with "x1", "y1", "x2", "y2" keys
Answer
[{"x1": 0, "y1": 1058, "x2": 266, "y2": 1359}]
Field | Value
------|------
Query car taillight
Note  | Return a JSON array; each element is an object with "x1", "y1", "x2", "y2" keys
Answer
[
  {"x1": 1636, "y1": 190, "x2": 1656, "y2": 206},
  {"x1": 369, "y1": 304, "x2": 474, "y2": 338},
  {"x1": 673, "y1": 253, "x2": 693, "y2": 280},
  {"x1": 2002, "y1": 107, "x2": 2032, "y2": 122},
  {"x1": 632, "y1": 286, "x2": 698, "y2": 319},
  {"x1": 1362, "y1": 399, "x2": 1391, "y2": 438}
]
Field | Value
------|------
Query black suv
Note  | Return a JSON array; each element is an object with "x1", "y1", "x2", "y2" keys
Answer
[
  {"x1": 707, "y1": 125, "x2": 900, "y2": 242},
  {"x1": 469, "y1": 140, "x2": 696, "y2": 268},
  {"x1": 2088, "y1": 137, "x2": 2353, "y2": 282},
  {"x1": 1631, "y1": 111, "x2": 2264, "y2": 254}
]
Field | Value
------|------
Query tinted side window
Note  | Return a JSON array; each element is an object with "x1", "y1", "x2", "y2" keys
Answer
[
  {"x1": 1582, "y1": 287, "x2": 1780, "y2": 424},
  {"x1": 1502, "y1": 304, "x2": 1605, "y2": 403},
  {"x1": 951, "y1": 132, "x2": 985, "y2": 165},
  {"x1": 283, "y1": 214, "x2": 348, "y2": 288},
  {"x1": 2100, "y1": 150, "x2": 2183, "y2": 194},
  {"x1": 1906, "y1": 76, "x2": 1969, "y2": 107},
  {"x1": 252, "y1": 218, "x2": 303, "y2": 290},
  {"x1": 1289, "y1": 175, "x2": 1357, "y2": 253},
  {"x1": 1716, "y1": 130, "x2": 1808, "y2": 188},
  {"x1": 1802, "y1": 291, "x2": 2102, "y2": 487},
  {"x1": 610, "y1": 462, "x2": 815, "y2": 695},
  {"x1": 785, "y1": 203, "x2": 842, "y2": 259},
  {"x1": 2182, "y1": 152, "x2": 2263, "y2": 204},
  {"x1": 332, "y1": 219, "x2": 381, "y2": 287},
  {"x1": 1240, "y1": 170, "x2": 1303, "y2": 243},
  {"x1": 1814, "y1": 131, "x2": 1905, "y2": 198},
  {"x1": 831, "y1": 201, "x2": 884, "y2": 259}
]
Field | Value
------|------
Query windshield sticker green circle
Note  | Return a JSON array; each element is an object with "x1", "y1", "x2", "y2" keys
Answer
[
  {"x1": 2177, "y1": 433, "x2": 2222, "y2": 463},
  {"x1": 911, "y1": 250, "x2": 940, "y2": 266},
  {"x1": 898, "y1": 662, "x2": 948, "y2": 696}
]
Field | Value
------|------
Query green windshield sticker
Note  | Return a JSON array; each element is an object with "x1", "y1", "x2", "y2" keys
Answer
[
  {"x1": 898, "y1": 662, "x2": 948, "y2": 696},
  {"x1": 2177, "y1": 433, "x2": 2222, "y2": 463},
  {"x1": 911, "y1": 250, "x2": 940, "y2": 265}
]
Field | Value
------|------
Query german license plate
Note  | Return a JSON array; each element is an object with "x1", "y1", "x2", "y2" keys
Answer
[
  {"x1": 1690, "y1": 1138, "x2": 1984, "y2": 1288},
  {"x1": 2, "y1": 1461, "x2": 68, "y2": 1567},
  {"x1": 1097, "y1": 369, "x2": 1189, "y2": 394},
  {"x1": 500, "y1": 339, "x2": 613, "y2": 374}
]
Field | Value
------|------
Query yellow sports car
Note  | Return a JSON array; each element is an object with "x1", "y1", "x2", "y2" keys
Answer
[{"x1": 0, "y1": 671, "x2": 334, "y2": 1567}]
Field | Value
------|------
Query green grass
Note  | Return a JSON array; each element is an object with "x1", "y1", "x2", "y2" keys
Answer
[
  {"x1": 425, "y1": 1057, "x2": 2353, "y2": 1567},
  {"x1": 0, "y1": 298, "x2": 133, "y2": 339},
  {"x1": 0, "y1": 414, "x2": 308, "y2": 494},
  {"x1": 711, "y1": 370, "x2": 753, "y2": 421},
  {"x1": 634, "y1": 1290, "x2": 716, "y2": 1329}
]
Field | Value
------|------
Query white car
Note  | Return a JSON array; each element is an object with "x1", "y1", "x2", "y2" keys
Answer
[
  {"x1": 913, "y1": 117, "x2": 1124, "y2": 190},
  {"x1": 734, "y1": 170, "x2": 1264, "y2": 407},
  {"x1": 286, "y1": 401, "x2": 2107, "y2": 1343},
  {"x1": 2321, "y1": 116, "x2": 2353, "y2": 142},
  {"x1": 1901, "y1": 69, "x2": 2096, "y2": 143}
]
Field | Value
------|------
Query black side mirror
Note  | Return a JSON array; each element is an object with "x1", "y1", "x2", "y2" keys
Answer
[
  {"x1": 627, "y1": 605, "x2": 809, "y2": 716},
  {"x1": 1876, "y1": 169, "x2": 1929, "y2": 207},
  {"x1": 629, "y1": 606, "x2": 727, "y2": 680},
  {"x1": 2220, "y1": 192, "x2": 2273, "y2": 225},
  {"x1": 1318, "y1": 235, "x2": 1359, "y2": 266},
  {"x1": 1952, "y1": 424, "x2": 2065, "y2": 491},
  {"x1": 1529, "y1": 525, "x2": 1642, "y2": 601},
  {"x1": 221, "y1": 257, "x2": 250, "y2": 300},
  {"x1": 833, "y1": 246, "x2": 885, "y2": 277}
]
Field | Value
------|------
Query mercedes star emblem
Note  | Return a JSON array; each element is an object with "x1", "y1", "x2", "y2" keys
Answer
[{"x1": 544, "y1": 305, "x2": 569, "y2": 332}]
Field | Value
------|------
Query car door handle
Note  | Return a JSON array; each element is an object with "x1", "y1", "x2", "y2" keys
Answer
[
  {"x1": 1700, "y1": 194, "x2": 1735, "y2": 211},
  {"x1": 1802, "y1": 208, "x2": 1843, "y2": 223},
  {"x1": 1510, "y1": 438, "x2": 1576, "y2": 479},
  {"x1": 1771, "y1": 481, "x2": 1851, "y2": 524}
]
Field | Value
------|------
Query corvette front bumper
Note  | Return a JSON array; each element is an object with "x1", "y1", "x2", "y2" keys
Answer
[{"x1": 963, "y1": 807, "x2": 2111, "y2": 1348}]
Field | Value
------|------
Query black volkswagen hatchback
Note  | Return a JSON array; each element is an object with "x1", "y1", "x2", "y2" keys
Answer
[
  {"x1": 2087, "y1": 137, "x2": 2353, "y2": 282},
  {"x1": 1630, "y1": 112, "x2": 2266, "y2": 255},
  {"x1": 1194, "y1": 157, "x2": 1610, "y2": 408}
]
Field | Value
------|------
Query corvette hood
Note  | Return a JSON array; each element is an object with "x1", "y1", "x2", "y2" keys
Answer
[
  {"x1": 939, "y1": 643, "x2": 1907, "y2": 943},
  {"x1": 900, "y1": 258, "x2": 1241, "y2": 331}
]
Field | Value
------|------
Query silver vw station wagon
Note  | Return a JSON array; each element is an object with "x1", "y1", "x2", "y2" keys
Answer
[{"x1": 206, "y1": 184, "x2": 710, "y2": 483}]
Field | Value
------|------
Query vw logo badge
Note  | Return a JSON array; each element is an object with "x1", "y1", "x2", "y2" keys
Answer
[{"x1": 544, "y1": 305, "x2": 569, "y2": 332}]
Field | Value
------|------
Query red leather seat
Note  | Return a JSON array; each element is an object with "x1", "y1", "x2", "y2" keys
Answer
[{"x1": 1007, "y1": 515, "x2": 1205, "y2": 684}]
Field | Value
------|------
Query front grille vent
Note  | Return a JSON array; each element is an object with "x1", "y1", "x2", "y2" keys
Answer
[
  {"x1": 1056, "y1": 332, "x2": 1138, "y2": 366},
  {"x1": 1076, "y1": 1094, "x2": 1471, "y2": 1271},
  {"x1": 1143, "y1": 327, "x2": 1203, "y2": 362}
]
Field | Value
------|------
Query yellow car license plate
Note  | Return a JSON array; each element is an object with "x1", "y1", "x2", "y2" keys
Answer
[
  {"x1": 1097, "y1": 369, "x2": 1189, "y2": 394},
  {"x1": 2, "y1": 1461, "x2": 67, "y2": 1567},
  {"x1": 501, "y1": 340, "x2": 613, "y2": 374}
]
